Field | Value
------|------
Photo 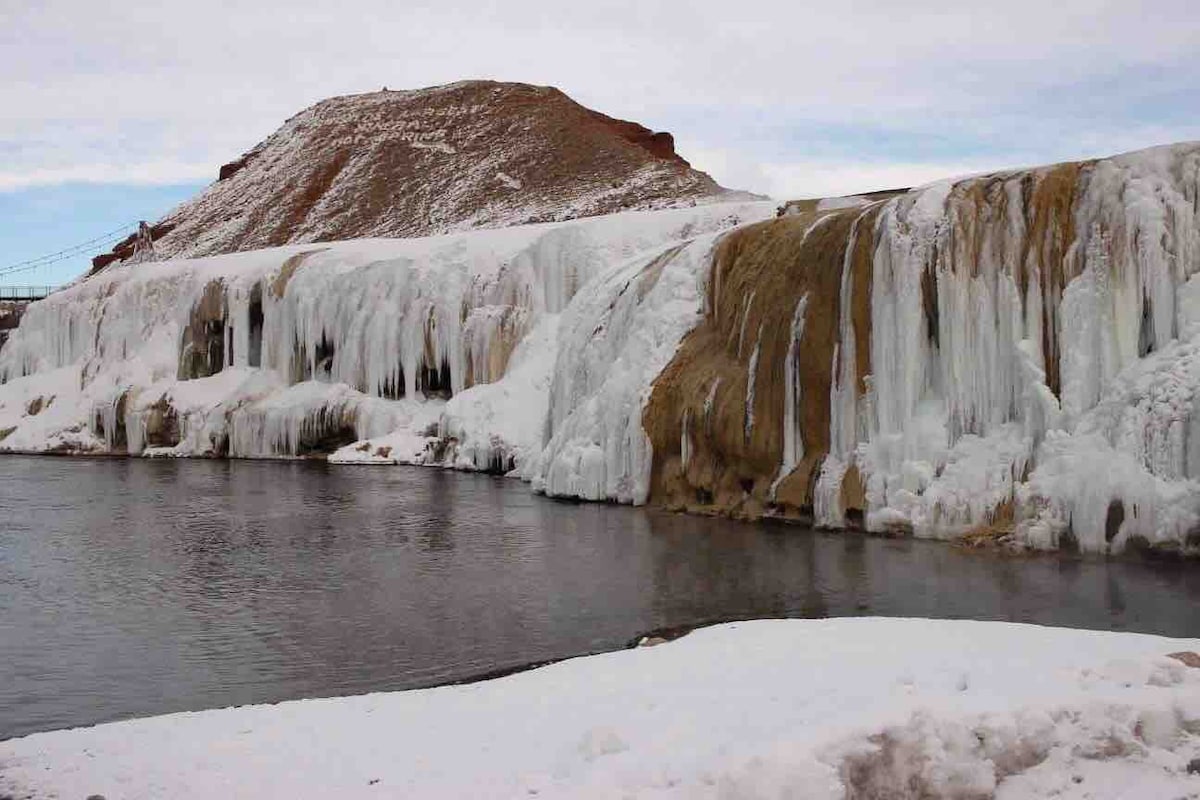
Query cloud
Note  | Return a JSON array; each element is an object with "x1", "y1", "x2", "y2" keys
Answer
[
  {"x1": 0, "y1": 162, "x2": 217, "y2": 192},
  {"x1": 678, "y1": 143, "x2": 1008, "y2": 199},
  {"x1": 4, "y1": 0, "x2": 1200, "y2": 191}
]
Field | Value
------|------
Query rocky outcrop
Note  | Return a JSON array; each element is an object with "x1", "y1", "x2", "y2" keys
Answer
[
  {"x1": 0, "y1": 302, "x2": 28, "y2": 349},
  {"x1": 91, "y1": 81, "x2": 751, "y2": 270},
  {"x1": 91, "y1": 222, "x2": 175, "y2": 272}
]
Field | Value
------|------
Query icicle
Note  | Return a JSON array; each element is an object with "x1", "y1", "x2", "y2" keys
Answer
[
  {"x1": 703, "y1": 377, "x2": 721, "y2": 430},
  {"x1": 744, "y1": 323, "x2": 764, "y2": 442},
  {"x1": 771, "y1": 294, "x2": 809, "y2": 500},
  {"x1": 680, "y1": 408, "x2": 692, "y2": 470},
  {"x1": 533, "y1": 231, "x2": 754, "y2": 505},
  {"x1": 736, "y1": 290, "x2": 757, "y2": 356},
  {"x1": 815, "y1": 209, "x2": 872, "y2": 527}
]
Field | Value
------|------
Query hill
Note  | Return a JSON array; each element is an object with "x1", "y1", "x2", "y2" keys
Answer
[{"x1": 91, "y1": 81, "x2": 752, "y2": 269}]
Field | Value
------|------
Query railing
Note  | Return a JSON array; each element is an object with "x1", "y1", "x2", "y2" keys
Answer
[{"x1": 0, "y1": 286, "x2": 56, "y2": 302}]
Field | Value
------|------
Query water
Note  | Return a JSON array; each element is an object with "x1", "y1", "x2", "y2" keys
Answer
[{"x1": 2, "y1": 456, "x2": 1199, "y2": 741}]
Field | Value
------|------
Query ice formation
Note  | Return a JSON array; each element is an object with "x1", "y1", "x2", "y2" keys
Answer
[
  {"x1": 841, "y1": 145, "x2": 1200, "y2": 550},
  {"x1": 4, "y1": 140, "x2": 1200, "y2": 553},
  {"x1": 771, "y1": 293, "x2": 809, "y2": 500},
  {"x1": 743, "y1": 324, "x2": 764, "y2": 442},
  {"x1": 0, "y1": 202, "x2": 772, "y2": 483},
  {"x1": 644, "y1": 142, "x2": 1200, "y2": 553},
  {"x1": 531, "y1": 238, "x2": 724, "y2": 503}
]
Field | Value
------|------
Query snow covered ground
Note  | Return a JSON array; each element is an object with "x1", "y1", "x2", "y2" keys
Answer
[{"x1": 2, "y1": 618, "x2": 1199, "y2": 799}]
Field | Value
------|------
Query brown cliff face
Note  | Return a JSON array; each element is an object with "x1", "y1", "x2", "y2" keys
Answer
[
  {"x1": 93, "y1": 81, "x2": 750, "y2": 270},
  {"x1": 643, "y1": 203, "x2": 879, "y2": 521},
  {"x1": 643, "y1": 143, "x2": 1200, "y2": 544},
  {"x1": 643, "y1": 164, "x2": 1095, "y2": 525}
]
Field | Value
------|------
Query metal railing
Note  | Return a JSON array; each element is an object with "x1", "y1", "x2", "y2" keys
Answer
[{"x1": 0, "y1": 286, "x2": 56, "y2": 302}]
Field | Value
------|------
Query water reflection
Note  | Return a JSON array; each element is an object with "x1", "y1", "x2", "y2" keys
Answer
[{"x1": 2, "y1": 455, "x2": 1199, "y2": 741}]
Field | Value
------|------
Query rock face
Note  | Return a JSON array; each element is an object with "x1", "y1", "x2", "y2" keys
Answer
[
  {"x1": 91, "y1": 81, "x2": 748, "y2": 269},
  {"x1": 0, "y1": 302, "x2": 29, "y2": 349}
]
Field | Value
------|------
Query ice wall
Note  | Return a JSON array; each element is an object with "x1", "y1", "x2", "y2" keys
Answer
[
  {"x1": 839, "y1": 145, "x2": 1200, "y2": 550},
  {"x1": 647, "y1": 143, "x2": 1200, "y2": 552},
  {"x1": 531, "y1": 238, "x2": 720, "y2": 503},
  {"x1": 0, "y1": 202, "x2": 772, "y2": 473}
]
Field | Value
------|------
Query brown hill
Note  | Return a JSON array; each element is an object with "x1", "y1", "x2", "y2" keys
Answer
[{"x1": 93, "y1": 80, "x2": 752, "y2": 269}]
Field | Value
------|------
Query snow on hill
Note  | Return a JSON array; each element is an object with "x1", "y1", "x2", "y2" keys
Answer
[
  {"x1": 3, "y1": 618, "x2": 1200, "y2": 799},
  {"x1": 90, "y1": 81, "x2": 754, "y2": 269}
]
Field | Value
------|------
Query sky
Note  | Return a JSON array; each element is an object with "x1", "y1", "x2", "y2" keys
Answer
[{"x1": 3, "y1": 0, "x2": 1200, "y2": 285}]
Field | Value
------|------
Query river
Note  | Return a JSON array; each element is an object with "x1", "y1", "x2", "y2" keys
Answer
[{"x1": 2, "y1": 455, "x2": 1198, "y2": 741}]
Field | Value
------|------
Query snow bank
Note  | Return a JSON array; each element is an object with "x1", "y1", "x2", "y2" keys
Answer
[{"x1": 3, "y1": 618, "x2": 1198, "y2": 799}]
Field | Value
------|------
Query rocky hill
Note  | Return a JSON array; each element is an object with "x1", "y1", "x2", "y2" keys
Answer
[{"x1": 92, "y1": 81, "x2": 751, "y2": 269}]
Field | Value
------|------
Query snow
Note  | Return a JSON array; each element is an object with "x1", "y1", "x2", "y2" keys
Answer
[
  {"x1": 496, "y1": 171, "x2": 523, "y2": 190},
  {"x1": 816, "y1": 194, "x2": 874, "y2": 211},
  {"x1": 3, "y1": 618, "x2": 1199, "y2": 799},
  {"x1": 408, "y1": 137, "x2": 456, "y2": 155}
]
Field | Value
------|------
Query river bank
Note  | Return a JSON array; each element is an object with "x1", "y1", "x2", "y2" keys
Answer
[{"x1": 3, "y1": 618, "x2": 1200, "y2": 799}]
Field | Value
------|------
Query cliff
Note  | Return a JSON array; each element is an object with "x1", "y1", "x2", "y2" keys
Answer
[
  {"x1": 91, "y1": 81, "x2": 749, "y2": 269},
  {"x1": 644, "y1": 144, "x2": 1200, "y2": 553}
]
